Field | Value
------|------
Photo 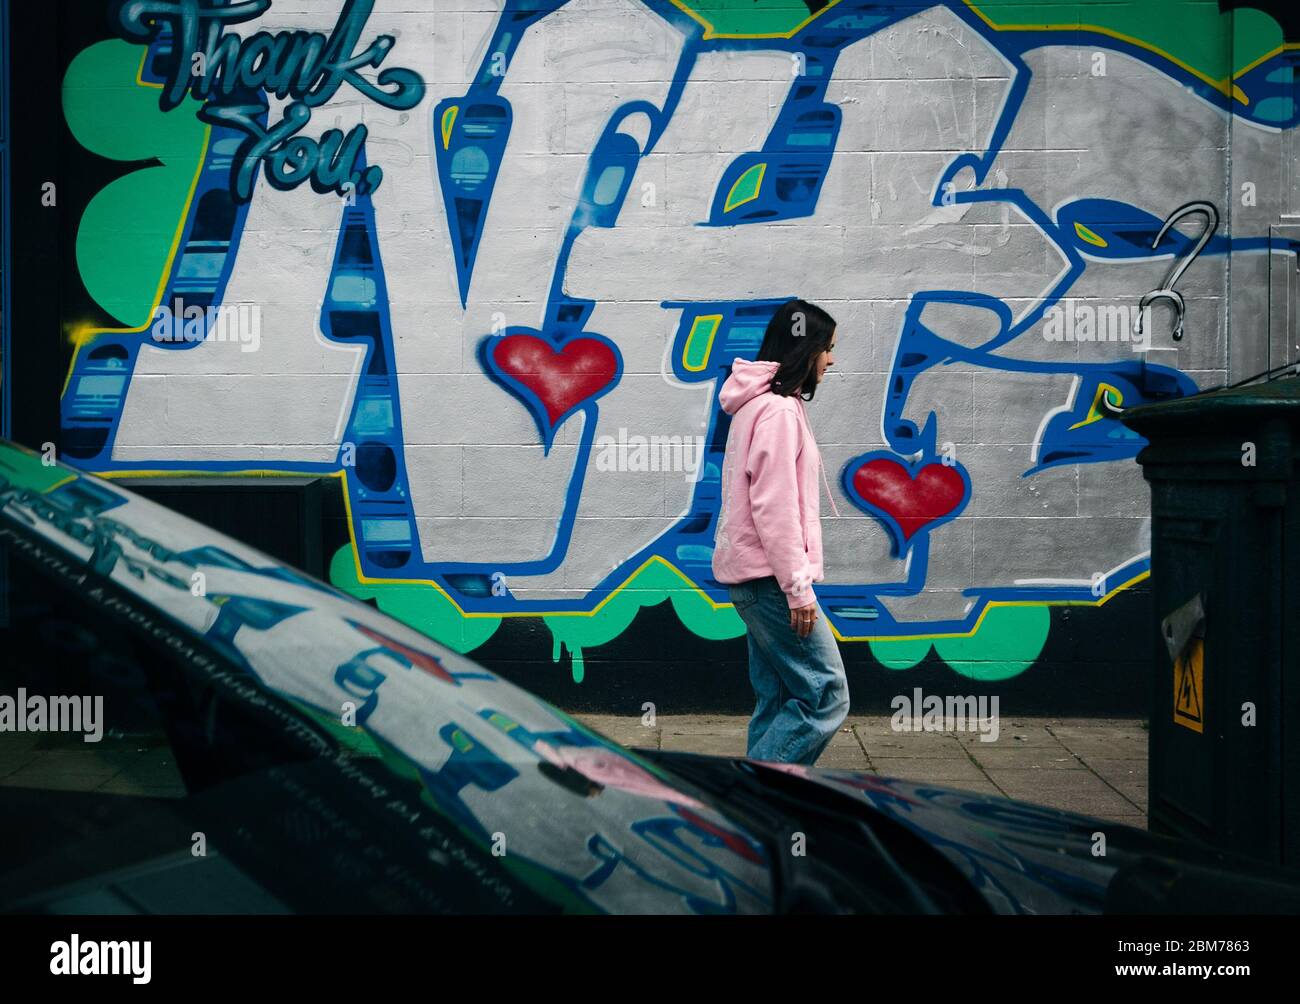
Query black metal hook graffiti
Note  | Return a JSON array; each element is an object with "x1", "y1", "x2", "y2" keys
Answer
[{"x1": 1134, "y1": 201, "x2": 1220, "y2": 343}]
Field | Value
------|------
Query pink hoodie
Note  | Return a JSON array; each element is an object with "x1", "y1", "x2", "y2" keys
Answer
[{"x1": 712, "y1": 359, "x2": 836, "y2": 610}]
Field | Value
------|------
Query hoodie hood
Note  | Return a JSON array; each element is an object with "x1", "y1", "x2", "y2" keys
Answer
[{"x1": 719, "y1": 359, "x2": 780, "y2": 415}]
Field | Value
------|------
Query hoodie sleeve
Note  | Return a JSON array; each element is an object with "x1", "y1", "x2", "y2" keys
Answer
[{"x1": 746, "y1": 407, "x2": 816, "y2": 609}]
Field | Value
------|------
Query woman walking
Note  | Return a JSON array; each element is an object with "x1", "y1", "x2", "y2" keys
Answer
[{"x1": 712, "y1": 298, "x2": 848, "y2": 765}]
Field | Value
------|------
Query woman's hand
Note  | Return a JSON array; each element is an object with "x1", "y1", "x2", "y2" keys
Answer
[{"x1": 790, "y1": 600, "x2": 818, "y2": 639}]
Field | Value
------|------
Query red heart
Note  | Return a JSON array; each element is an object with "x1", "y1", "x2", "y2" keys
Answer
[
  {"x1": 852, "y1": 459, "x2": 966, "y2": 541},
  {"x1": 490, "y1": 334, "x2": 618, "y2": 425}
]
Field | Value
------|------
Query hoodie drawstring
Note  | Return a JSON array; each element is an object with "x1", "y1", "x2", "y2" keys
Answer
[
  {"x1": 796, "y1": 397, "x2": 840, "y2": 518},
  {"x1": 820, "y1": 458, "x2": 841, "y2": 518}
]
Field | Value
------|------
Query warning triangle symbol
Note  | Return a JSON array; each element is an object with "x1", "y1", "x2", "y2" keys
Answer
[{"x1": 1176, "y1": 652, "x2": 1202, "y2": 722}]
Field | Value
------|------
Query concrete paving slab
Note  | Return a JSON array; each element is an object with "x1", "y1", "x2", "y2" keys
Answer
[
  {"x1": 988, "y1": 768, "x2": 1141, "y2": 817},
  {"x1": 653, "y1": 716, "x2": 751, "y2": 735},
  {"x1": 1049, "y1": 723, "x2": 1148, "y2": 743},
  {"x1": 858, "y1": 733, "x2": 967, "y2": 756},
  {"x1": 1043, "y1": 718, "x2": 1150, "y2": 729},
  {"x1": 873, "y1": 756, "x2": 988, "y2": 782},
  {"x1": 1086, "y1": 763, "x2": 1147, "y2": 807},
  {"x1": 0, "y1": 732, "x2": 41, "y2": 754},
  {"x1": 812, "y1": 748, "x2": 874, "y2": 770},
  {"x1": 94, "y1": 778, "x2": 185, "y2": 798},
  {"x1": 1081, "y1": 757, "x2": 1146, "y2": 778},
  {"x1": 1, "y1": 768, "x2": 124, "y2": 791},
  {"x1": 919, "y1": 779, "x2": 1007, "y2": 798},
  {"x1": 579, "y1": 715, "x2": 660, "y2": 748},
  {"x1": 970, "y1": 747, "x2": 1087, "y2": 770},
  {"x1": 956, "y1": 727, "x2": 1067, "y2": 749},
  {"x1": 658, "y1": 731, "x2": 746, "y2": 756},
  {"x1": 574, "y1": 713, "x2": 1152, "y2": 825},
  {"x1": 0, "y1": 752, "x2": 40, "y2": 778},
  {"x1": 35, "y1": 748, "x2": 150, "y2": 770},
  {"x1": 842, "y1": 715, "x2": 896, "y2": 730},
  {"x1": 1050, "y1": 739, "x2": 1148, "y2": 759}
]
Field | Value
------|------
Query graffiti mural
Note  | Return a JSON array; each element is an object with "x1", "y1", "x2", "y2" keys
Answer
[{"x1": 57, "y1": 0, "x2": 1300, "y2": 681}]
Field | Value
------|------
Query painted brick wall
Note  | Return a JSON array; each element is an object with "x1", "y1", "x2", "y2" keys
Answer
[{"x1": 41, "y1": 0, "x2": 1300, "y2": 710}]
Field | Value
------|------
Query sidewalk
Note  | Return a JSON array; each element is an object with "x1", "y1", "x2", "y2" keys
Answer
[
  {"x1": 576, "y1": 714, "x2": 1149, "y2": 829},
  {"x1": 0, "y1": 713, "x2": 1149, "y2": 830}
]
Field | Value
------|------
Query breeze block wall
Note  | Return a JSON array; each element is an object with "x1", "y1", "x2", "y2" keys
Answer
[{"x1": 33, "y1": 0, "x2": 1300, "y2": 713}]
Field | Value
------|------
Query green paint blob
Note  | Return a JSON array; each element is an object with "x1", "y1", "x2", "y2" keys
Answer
[
  {"x1": 868, "y1": 605, "x2": 1050, "y2": 678},
  {"x1": 724, "y1": 163, "x2": 765, "y2": 212},
  {"x1": 968, "y1": 2, "x2": 1279, "y2": 80},
  {"x1": 932, "y1": 604, "x2": 1051, "y2": 682},
  {"x1": 328, "y1": 545, "x2": 501, "y2": 653},
  {"x1": 868, "y1": 635, "x2": 933, "y2": 670},
  {"x1": 330, "y1": 538, "x2": 1050, "y2": 685},
  {"x1": 683, "y1": 314, "x2": 719, "y2": 369},
  {"x1": 544, "y1": 559, "x2": 745, "y2": 683},
  {"x1": 678, "y1": 1, "x2": 1281, "y2": 81},
  {"x1": 63, "y1": 41, "x2": 208, "y2": 327},
  {"x1": 1232, "y1": 10, "x2": 1284, "y2": 76},
  {"x1": 677, "y1": 0, "x2": 827, "y2": 36}
]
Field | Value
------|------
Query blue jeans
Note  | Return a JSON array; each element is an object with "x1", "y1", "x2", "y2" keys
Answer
[{"x1": 728, "y1": 576, "x2": 850, "y2": 765}]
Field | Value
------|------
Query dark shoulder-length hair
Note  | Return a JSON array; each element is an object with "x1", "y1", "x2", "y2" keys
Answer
[{"x1": 757, "y1": 298, "x2": 837, "y2": 400}]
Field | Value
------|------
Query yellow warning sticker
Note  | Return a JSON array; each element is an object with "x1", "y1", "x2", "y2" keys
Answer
[{"x1": 1174, "y1": 637, "x2": 1205, "y2": 733}]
